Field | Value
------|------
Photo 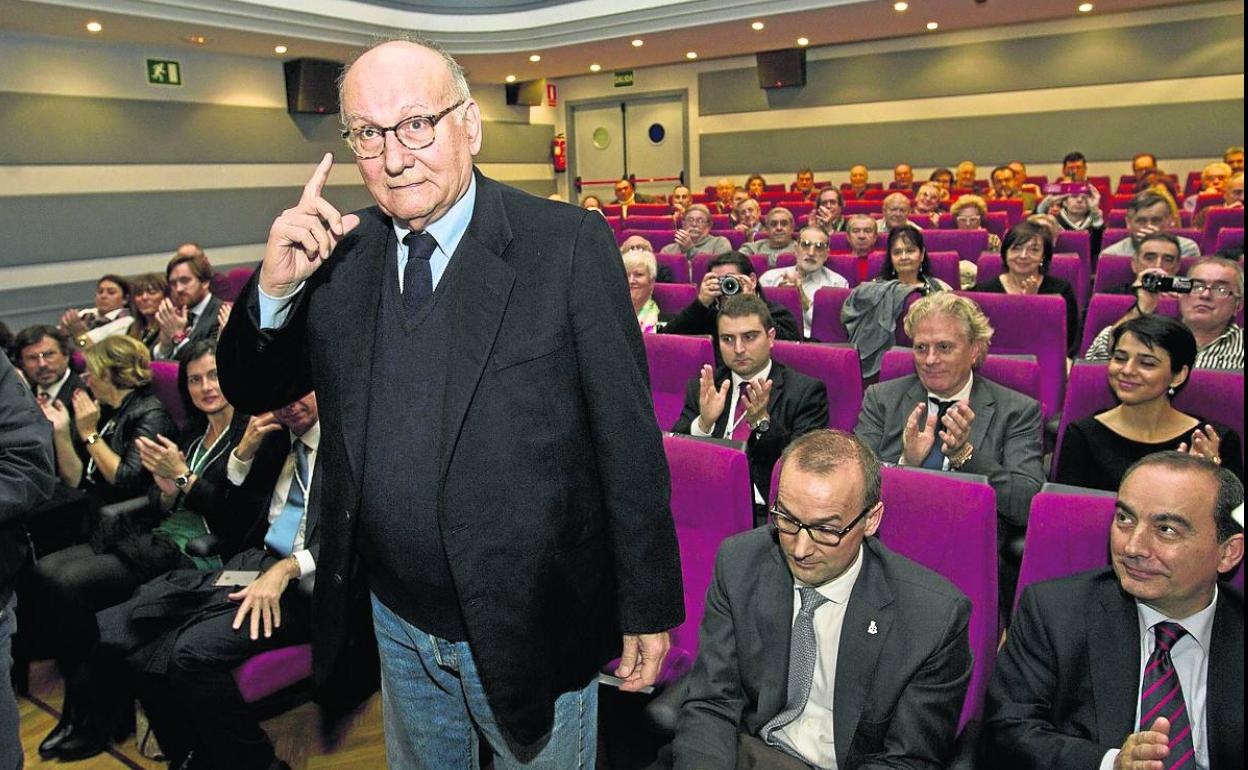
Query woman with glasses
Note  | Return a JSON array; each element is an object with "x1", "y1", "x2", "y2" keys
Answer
[
  {"x1": 1055, "y1": 315, "x2": 1241, "y2": 491},
  {"x1": 973, "y1": 220, "x2": 1079, "y2": 355},
  {"x1": 950, "y1": 195, "x2": 1002, "y2": 252},
  {"x1": 126, "y1": 272, "x2": 169, "y2": 352}
]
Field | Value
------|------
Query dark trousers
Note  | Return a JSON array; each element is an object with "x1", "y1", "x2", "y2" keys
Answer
[{"x1": 35, "y1": 545, "x2": 143, "y2": 663}]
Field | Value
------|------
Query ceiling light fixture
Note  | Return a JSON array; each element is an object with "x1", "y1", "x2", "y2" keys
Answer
[
  {"x1": 926, "y1": 21, "x2": 939, "y2": 30},
  {"x1": 274, "y1": 45, "x2": 287, "y2": 54},
  {"x1": 529, "y1": 54, "x2": 541, "y2": 62},
  {"x1": 631, "y1": 39, "x2": 644, "y2": 47},
  {"x1": 590, "y1": 63, "x2": 602, "y2": 72},
  {"x1": 686, "y1": 51, "x2": 698, "y2": 59},
  {"x1": 86, "y1": 21, "x2": 102, "y2": 33},
  {"x1": 751, "y1": 21, "x2": 765, "y2": 31},
  {"x1": 893, "y1": 2, "x2": 909, "y2": 12},
  {"x1": 796, "y1": 37, "x2": 810, "y2": 47},
  {"x1": 184, "y1": 34, "x2": 208, "y2": 45},
  {"x1": 1077, "y1": 2, "x2": 1094, "y2": 12},
  {"x1": 505, "y1": 74, "x2": 516, "y2": 83}
]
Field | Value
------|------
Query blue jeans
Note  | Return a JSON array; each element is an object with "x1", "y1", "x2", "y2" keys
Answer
[
  {"x1": 371, "y1": 593, "x2": 597, "y2": 770},
  {"x1": 0, "y1": 596, "x2": 22, "y2": 770}
]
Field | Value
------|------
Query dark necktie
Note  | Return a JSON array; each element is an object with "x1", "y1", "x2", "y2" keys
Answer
[
  {"x1": 402, "y1": 231, "x2": 438, "y2": 318},
  {"x1": 185, "y1": 311, "x2": 198, "y2": 338},
  {"x1": 921, "y1": 398, "x2": 958, "y2": 469},
  {"x1": 1138, "y1": 621, "x2": 1197, "y2": 768}
]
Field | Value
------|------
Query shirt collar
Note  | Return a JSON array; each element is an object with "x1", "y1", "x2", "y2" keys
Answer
[
  {"x1": 730, "y1": 359, "x2": 772, "y2": 390},
  {"x1": 391, "y1": 173, "x2": 478, "y2": 260},
  {"x1": 1137, "y1": 586, "x2": 1218, "y2": 654},
  {"x1": 188, "y1": 291, "x2": 213, "y2": 319},
  {"x1": 796, "y1": 543, "x2": 865, "y2": 605},
  {"x1": 927, "y1": 372, "x2": 974, "y2": 404},
  {"x1": 40, "y1": 367, "x2": 72, "y2": 398},
  {"x1": 1200, "y1": 323, "x2": 1241, "y2": 350},
  {"x1": 291, "y1": 421, "x2": 321, "y2": 453}
]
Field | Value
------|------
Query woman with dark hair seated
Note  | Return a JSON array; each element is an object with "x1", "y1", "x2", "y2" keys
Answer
[
  {"x1": 973, "y1": 220, "x2": 1079, "y2": 355},
  {"x1": 60, "y1": 274, "x2": 133, "y2": 350},
  {"x1": 127, "y1": 272, "x2": 169, "y2": 352},
  {"x1": 33, "y1": 340, "x2": 247, "y2": 761},
  {"x1": 1054, "y1": 315, "x2": 1241, "y2": 492},
  {"x1": 873, "y1": 226, "x2": 952, "y2": 294}
]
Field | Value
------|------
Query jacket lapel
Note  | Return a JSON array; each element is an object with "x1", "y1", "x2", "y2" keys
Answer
[
  {"x1": 1206, "y1": 590, "x2": 1243, "y2": 770},
  {"x1": 833, "y1": 538, "x2": 894, "y2": 770},
  {"x1": 712, "y1": 366, "x2": 734, "y2": 437},
  {"x1": 1088, "y1": 576, "x2": 1140, "y2": 744},
  {"x1": 966, "y1": 377, "x2": 997, "y2": 452}
]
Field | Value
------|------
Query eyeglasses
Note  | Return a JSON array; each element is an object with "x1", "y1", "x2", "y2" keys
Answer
[
  {"x1": 1189, "y1": 280, "x2": 1241, "y2": 298},
  {"x1": 684, "y1": 217, "x2": 710, "y2": 227},
  {"x1": 21, "y1": 351, "x2": 62, "y2": 364},
  {"x1": 770, "y1": 505, "x2": 871, "y2": 547},
  {"x1": 799, "y1": 239, "x2": 829, "y2": 252},
  {"x1": 341, "y1": 99, "x2": 466, "y2": 159}
]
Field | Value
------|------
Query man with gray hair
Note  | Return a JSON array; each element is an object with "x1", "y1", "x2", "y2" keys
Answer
[
  {"x1": 1101, "y1": 190, "x2": 1201, "y2": 259},
  {"x1": 218, "y1": 35, "x2": 683, "y2": 768},
  {"x1": 1183, "y1": 161, "x2": 1233, "y2": 213},
  {"x1": 878, "y1": 192, "x2": 918, "y2": 232},
  {"x1": 740, "y1": 206, "x2": 797, "y2": 266},
  {"x1": 662, "y1": 204, "x2": 732, "y2": 259}
]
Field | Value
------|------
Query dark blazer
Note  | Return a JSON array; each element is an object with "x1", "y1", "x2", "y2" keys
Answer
[
  {"x1": 855, "y1": 374, "x2": 1043, "y2": 529},
  {"x1": 661, "y1": 294, "x2": 801, "y2": 343},
  {"x1": 154, "y1": 295, "x2": 223, "y2": 361},
  {"x1": 217, "y1": 170, "x2": 683, "y2": 743},
  {"x1": 671, "y1": 362, "x2": 828, "y2": 503},
  {"x1": 985, "y1": 569, "x2": 1243, "y2": 770},
  {"x1": 674, "y1": 531, "x2": 972, "y2": 770},
  {"x1": 0, "y1": 358, "x2": 56, "y2": 602},
  {"x1": 86, "y1": 388, "x2": 176, "y2": 507}
]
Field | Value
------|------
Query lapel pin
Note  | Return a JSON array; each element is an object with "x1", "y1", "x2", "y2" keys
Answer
[{"x1": 867, "y1": 620, "x2": 878, "y2": 635}]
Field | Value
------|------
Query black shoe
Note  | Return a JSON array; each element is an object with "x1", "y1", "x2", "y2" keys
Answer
[
  {"x1": 37, "y1": 715, "x2": 73, "y2": 759},
  {"x1": 47, "y1": 725, "x2": 108, "y2": 762}
]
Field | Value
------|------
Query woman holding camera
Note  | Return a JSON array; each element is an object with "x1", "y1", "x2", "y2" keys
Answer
[{"x1": 1054, "y1": 314, "x2": 1241, "y2": 491}]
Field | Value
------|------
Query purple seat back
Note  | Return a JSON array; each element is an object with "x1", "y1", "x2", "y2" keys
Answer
[
  {"x1": 810, "y1": 287, "x2": 852, "y2": 343},
  {"x1": 624, "y1": 204, "x2": 670, "y2": 217},
  {"x1": 866, "y1": 251, "x2": 961, "y2": 292},
  {"x1": 987, "y1": 199, "x2": 1024, "y2": 226},
  {"x1": 827, "y1": 254, "x2": 870, "y2": 287},
  {"x1": 605, "y1": 215, "x2": 623, "y2": 236},
  {"x1": 209, "y1": 272, "x2": 233, "y2": 301},
  {"x1": 233, "y1": 644, "x2": 313, "y2": 703},
  {"x1": 624, "y1": 215, "x2": 675, "y2": 231},
  {"x1": 622, "y1": 229, "x2": 677, "y2": 252},
  {"x1": 1213, "y1": 227, "x2": 1244, "y2": 253},
  {"x1": 747, "y1": 254, "x2": 770, "y2": 276},
  {"x1": 226, "y1": 267, "x2": 254, "y2": 302},
  {"x1": 774, "y1": 253, "x2": 797, "y2": 269},
  {"x1": 1054, "y1": 230, "x2": 1091, "y2": 277},
  {"x1": 958, "y1": 292, "x2": 1067, "y2": 419},
  {"x1": 663, "y1": 434, "x2": 754, "y2": 660},
  {"x1": 656, "y1": 253, "x2": 691, "y2": 284},
  {"x1": 769, "y1": 341, "x2": 863, "y2": 431},
  {"x1": 1202, "y1": 207, "x2": 1246, "y2": 254},
  {"x1": 1092, "y1": 254, "x2": 1200, "y2": 293},
  {"x1": 843, "y1": 200, "x2": 877, "y2": 216},
  {"x1": 642, "y1": 334, "x2": 713, "y2": 431},
  {"x1": 764, "y1": 286, "x2": 805, "y2": 338},
  {"x1": 938, "y1": 214, "x2": 1008, "y2": 239},
  {"x1": 878, "y1": 349, "x2": 1045, "y2": 422},
  {"x1": 922, "y1": 230, "x2": 989, "y2": 265},
  {"x1": 826, "y1": 232, "x2": 851, "y2": 252},
  {"x1": 1015, "y1": 486, "x2": 1116, "y2": 609},
  {"x1": 1079, "y1": 294, "x2": 1182, "y2": 354},
  {"x1": 651, "y1": 283, "x2": 697, "y2": 315},
  {"x1": 975, "y1": 254, "x2": 1086, "y2": 313},
  {"x1": 149, "y1": 360, "x2": 187, "y2": 429}
]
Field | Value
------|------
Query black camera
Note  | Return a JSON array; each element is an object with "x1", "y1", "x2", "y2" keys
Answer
[
  {"x1": 719, "y1": 275, "x2": 743, "y2": 296},
  {"x1": 1140, "y1": 273, "x2": 1194, "y2": 294}
]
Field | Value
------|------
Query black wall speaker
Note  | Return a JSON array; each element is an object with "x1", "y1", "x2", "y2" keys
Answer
[
  {"x1": 505, "y1": 78, "x2": 546, "y2": 106},
  {"x1": 283, "y1": 58, "x2": 343, "y2": 114},
  {"x1": 756, "y1": 49, "x2": 806, "y2": 89}
]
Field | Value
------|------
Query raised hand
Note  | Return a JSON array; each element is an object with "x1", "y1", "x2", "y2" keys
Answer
[
  {"x1": 672, "y1": 228, "x2": 695, "y2": 252},
  {"x1": 1178, "y1": 424, "x2": 1222, "y2": 465},
  {"x1": 697, "y1": 271, "x2": 723, "y2": 307},
  {"x1": 938, "y1": 402, "x2": 975, "y2": 456},
  {"x1": 71, "y1": 389, "x2": 101, "y2": 437},
  {"x1": 136, "y1": 434, "x2": 189, "y2": 479},
  {"x1": 259, "y1": 153, "x2": 361, "y2": 297},
  {"x1": 39, "y1": 398, "x2": 72, "y2": 437},
  {"x1": 234, "y1": 412, "x2": 283, "y2": 463},
  {"x1": 217, "y1": 300, "x2": 233, "y2": 332},
  {"x1": 155, "y1": 298, "x2": 189, "y2": 343},
  {"x1": 1113, "y1": 716, "x2": 1170, "y2": 770},
  {"x1": 60, "y1": 308, "x2": 89, "y2": 337},
  {"x1": 696, "y1": 365, "x2": 730, "y2": 434},
  {"x1": 742, "y1": 379, "x2": 773, "y2": 428},
  {"x1": 901, "y1": 401, "x2": 938, "y2": 466}
]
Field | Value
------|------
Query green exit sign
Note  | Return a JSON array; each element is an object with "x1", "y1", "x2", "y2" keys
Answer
[
  {"x1": 146, "y1": 58, "x2": 182, "y2": 86},
  {"x1": 613, "y1": 70, "x2": 634, "y2": 88}
]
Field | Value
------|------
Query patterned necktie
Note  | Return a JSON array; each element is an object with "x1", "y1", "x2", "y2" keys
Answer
[
  {"x1": 730, "y1": 382, "x2": 753, "y2": 441},
  {"x1": 1138, "y1": 621, "x2": 1197, "y2": 769},
  {"x1": 264, "y1": 439, "x2": 309, "y2": 557},
  {"x1": 921, "y1": 398, "x2": 958, "y2": 469},
  {"x1": 402, "y1": 231, "x2": 438, "y2": 319},
  {"x1": 761, "y1": 587, "x2": 831, "y2": 745}
]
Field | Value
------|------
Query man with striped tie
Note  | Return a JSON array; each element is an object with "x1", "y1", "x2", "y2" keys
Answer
[{"x1": 986, "y1": 451, "x2": 1244, "y2": 770}]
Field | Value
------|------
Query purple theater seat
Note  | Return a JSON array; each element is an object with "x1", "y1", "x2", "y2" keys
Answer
[
  {"x1": 1099, "y1": 227, "x2": 1201, "y2": 249},
  {"x1": 602, "y1": 204, "x2": 623, "y2": 217},
  {"x1": 605, "y1": 215, "x2": 623, "y2": 236},
  {"x1": 642, "y1": 334, "x2": 713, "y2": 431},
  {"x1": 843, "y1": 201, "x2": 877, "y2": 216},
  {"x1": 769, "y1": 341, "x2": 863, "y2": 432},
  {"x1": 866, "y1": 251, "x2": 961, "y2": 293},
  {"x1": 787, "y1": 202, "x2": 814, "y2": 219},
  {"x1": 209, "y1": 272, "x2": 233, "y2": 301},
  {"x1": 764, "y1": 286, "x2": 805, "y2": 338},
  {"x1": 747, "y1": 254, "x2": 770, "y2": 276},
  {"x1": 1053, "y1": 362, "x2": 1245, "y2": 477},
  {"x1": 622, "y1": 229, "x2": 677, "y2": 252},
  {"x1": 651, "y1": 283, "x2": 697, "y2": 316},
  {"x1": 712, "y1": 230, "x2": 746, "y2": 250},
  {"x1": 826, "y1": 232, "x2": 851, "y2": 252},
  {"x1": 690, "y1": 253, "x2": 715, "y2": 284},
  {"x1": 878, "y1": 349, "x2": 1046, "y2": 424},
  {"x1": 774, "y1": 253, "x2": 797, "y2": 269},
  {"x1": 957, "y1": 292, "x2": 1067, "y2": 422},
  {"x1": 1092, "y1": 254, "x2": 1200, "y2": 294},
  {"x1": 827, "y1": 254, "x2": 869, "y2": 287},
  {"x1": 1054, "y1": 230, "x2": 1091, "y2": 276},
  {"x1": 627, "y1": 215, "x2": 677, "y2": 231},
  {"x1": 975, "y1": 254, "x2": 1086, "y2": 314},
  {"x1": 1213, "y1": 227, "x2": 1244, "y2": 254},
  {"x1": 1078, "y1": 294, "x2": 1182, "y2": 354},
  {"x1": 987, "y1": 199, "x2": 1024, "y2": 226},
  {"x1": 810, "y1": 287, "x2": 852, "y2": 343},
  {"x1": 939, "y1": 216, "x2": 1008, "y2": 241},
  {"x1": 226, "y1": 267, "x2": 255, "y2": 302},
  {"x1": 922, "y1": 230, "x2": 989, "y2": 265},
  {"x1": 149, "y1": 360, "x2": 187, "y2": 429},
  {"x1": 233, "y1": 644, "x2": 313, "y2": 703},
  {"x1": 623, "y1": 204, "x2": 669, "y2": 217},
  {"x1": 655, "y1": 253, "x2": 691, "y2": 284},
  {"x1": 1201, "y1": 207, "x2": 1246, "y2": 254}
]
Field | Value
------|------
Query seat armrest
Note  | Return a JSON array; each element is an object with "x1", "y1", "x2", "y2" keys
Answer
[
  {"x1": 185, "y1": 533, "x2": 225, "y2": 558},
  {"x1": 96, "y1": 496, "x2": 151, "y2": 523}
]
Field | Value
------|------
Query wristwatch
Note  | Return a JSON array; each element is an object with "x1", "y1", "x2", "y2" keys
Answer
[
  {"x1": 752, "y1": 417, "x2": 771, "y2": 435},
  {"x1": 84, "y1": 432, "x2": 102, "y2": 446},
  {"x1": 174, "y1": 473, "x2": 192, "y2": 490}
]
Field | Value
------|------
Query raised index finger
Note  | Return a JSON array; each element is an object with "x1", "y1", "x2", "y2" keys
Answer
[{"x1": 301, "y1": 152, "x2": 335, "y2": 204}]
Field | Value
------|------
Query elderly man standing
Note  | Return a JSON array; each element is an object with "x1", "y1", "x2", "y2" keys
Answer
[
  {"x1": 740, "y1": 206, "x2": 797, "y2": 266},
  {"x1": 217, "y1": 36, "x2": 683, "y2": 768}
]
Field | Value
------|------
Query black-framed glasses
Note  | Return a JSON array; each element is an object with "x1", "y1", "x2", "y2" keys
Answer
[
  {"x1": 341, "y1": 99, "x2": 466, "y2": 159},
  {"x1": 770, "y1": 504, "x2": 871, "y2": 547}
]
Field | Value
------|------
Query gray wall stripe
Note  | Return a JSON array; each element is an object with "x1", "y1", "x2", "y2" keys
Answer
[{"x1": 698, "y1": 14, "x2": 1245, "y2": 116}]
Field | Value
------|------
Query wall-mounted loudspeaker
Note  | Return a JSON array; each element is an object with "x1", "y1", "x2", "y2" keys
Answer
[
  {"x1": 506, "y1": 78, "x2": 547, "y2": 106},
  {"x1": 283, "y1": 58, "x2": 343, "y2": 114},
  {"x1": 756, "y1": 49, "x2": 806, "y2": 89}
]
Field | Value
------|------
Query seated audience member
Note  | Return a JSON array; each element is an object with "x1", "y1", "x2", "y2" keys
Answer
[
  {"x1": 61, "y1": 275, "x2": 132, "y2": 351},
  {"x1": 845, "y1": 164, "x2": 871, "y2": 199},
  {"x1": 878, "y1": 192, "x2": 918, "y2": 232},
  {"x1": 1193, "y1": 170, "x2": 1244, "y2": 229},
  {"x1": 39, "y1": 335, "x2": 174, "y2": 510},
  {"x1": 153, "y1": 249, "x2": 223, "y2": 361},
  {"x1": 660, "y1": 204, "x2": 732, "y2": 260},
  {"x1": 843, "y1": 228, "x2": 952, "y2": 377},
  {"x1": 1132, "y1": 152, "x2": 1158, "y2": 180},
  {"x1": 579, "y1": 194, "x2": 603, "y2": 211},
  {"x1": 621, "y1": 234, "x2": 674, "y2": 283},
  {"x1": 1086, "y1": 256, "x2": 1244, "y2": 370},
  {"x1": 955, "y1": 160, "x2": 979, "y2": 191},
  {"x1": 1182, "y1": 162, "x2": 1232, "y2": 213},
  {"x1": 16, "y1": 325, "x2": 81, "y2": 411},
  {"x1": 809, "y1": 186, "x2": 847, "y2": 234},
  {"x1": 1102, "y1": 191, "x2": 1201, "y2": 259},
  {"x1": 612, "y1": 178, "x2": 658, "y2": 206},
  {"x1": 987, "y1": 164, "x2": 1018, "y2": 201},
  {"x1": 951, "y1": 194, "x2": 1003, "y2": 251},
  {"x1": 734, "y1": 197, "x2": 763, "y2": 236},
  {"x1": 1225, "y1": 145, "x2": 1244, "y2": 174},
  {"x1": 1008, "y1": 161, "x2": 1043, "y2": 211},
  {"x1": 674, "y1": 429, "x2": 972, "y2": 770},
  {"x1": 661, "y1": 252, "x2": 800, "y2": 342},
  {"x1": 986, "y1": 452, "x2": 1243, "y2": 770},
  {"x1": 668, "y1": 185, "x2": 693, "y2": 220},
  {"x1": 1028, "y1": 213, "x2": 1062, "y2": 245},
  {"x1": 713, "y1": 178, "x2": 738, "y2": 216},
  {"x1": 928, "y1": 168, "x2": 955, "y2": 201},
  {"x1": 1057, "y1": 316, "x2": 1241, "y2": 492},
  {"x1": 745, "y1": 173, "x2": 767, "y2": 200},
  {"x1": 126, "y1": 273, "x2": 168, "y2": 352},
  {"x1": 1102, "y1": 231, "x2": 1184, "y2": 297},
  {"x1": 973, "y1": 220, "x2": 1080, "y2": 354},
  {"x1": 32, "y1": 342, "x2": 245, "y2": 761},
  {"x1": 90, "y1": 392, "x2": 322, "y2": 770},
  {"x1": 624, "y1": 249, "x2": 664, "y2": 333},
  {"x1": 1060, "y1": 150, "x2": 1088, "y2": 182},
  {"x1": 672, "y1": 294, "x2": 827, "y2": 504},
  {"x1": 760, "y1": 226, "x2": 849, "y2": 334},
  {"x1": 1052, "y1": 183, "x2": 1106, "y2": 255},
  {"x1": 893, "y1": 162, "x2": 915, "y2": 191},
  {"x1": 791, "y1": 167, "x2": 817, "y2": 200},
  {"x1": 739, "y1": 207, "x2": 797, "y2": 266},
  {"x1": 845, "y1": 213, "x2": 879, "y2": 284},
  {"x1": 914, "y1": 183, "x2": 944, "y2": 226}
]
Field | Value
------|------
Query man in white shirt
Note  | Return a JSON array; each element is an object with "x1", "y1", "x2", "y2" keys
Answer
[
  {"x1": 1100, "y1": 191, "x2": 1201, "y2": 260},
  {"x1": 674, "y1": 429, "x2": 972, "y2": 770},
  {"x1": 986, "y1": 452, "x2": 1244, "y2": 770},
  {"x1": 759, "y1": 226, "x2": 849, "y2": 334}
]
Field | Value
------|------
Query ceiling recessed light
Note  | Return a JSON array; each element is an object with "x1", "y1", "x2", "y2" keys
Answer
[
  {"x1": 926, "y1": 21, "x2": 939, "y2": 30},
  {"x1": 86, "y1": 21, "x2": 102, "y2": 33},
  {"x1": 893, "y1": 2, "x2": 909, "y2": 12},
  {"x1": 1077, "y1": 2, "x2": 1094, "y2": 12},
  {"x1": 589, "y1": 63, "x2": 601, "y2": 72},
  {"x1": 274, "y1": 45, "x2": 287, "y2": 54},
  {"x1": 505, "y1": 74, "x2": 517, "y2": 83},
  {"x1": 751, "y1": 21, "x2": 765, "y2": 31},
  {"x1": 797, "y1": 37, "x2": 810, "y2": 47},
  {"x1": 184, "y1": 34, "x2": 208, "y2": 45},
  {"x1": 631, "y1": 39, "x2": 644, "y2": 47},
  {"x1": 686, "y1": 51, "x2": 698, "y2": 60},
  {"x1": 529, "y1": 54, "x2": 541, "y2": 62}
]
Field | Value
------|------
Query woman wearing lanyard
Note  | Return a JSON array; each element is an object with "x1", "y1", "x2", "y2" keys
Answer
[{"x1": 34, "y1": 340, "x2": 248, "y2": 761}]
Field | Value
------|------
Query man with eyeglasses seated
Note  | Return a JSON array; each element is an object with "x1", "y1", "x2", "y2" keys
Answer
[
  {"x1": 740, "y1": 207, "x2": 797, "y2": 268},
  {"x1": 660, "y1": 204, "x2": 733, "y2": 261},
  {"x1": 1100, "y1": 191, "x2": 1201, "y2": 260},
  {"x1": 661, "y1": 251, "x2": 800, "y2": 343},
  {"x1": 1086, "y1": 257, "x2": 1244, "y2": 370},
  {"x1": 674, "y1": 428, "x2": 972, "y2": 770},
  {"x1": 759, "y1": 226, "x2": 849, "y2": 336}
]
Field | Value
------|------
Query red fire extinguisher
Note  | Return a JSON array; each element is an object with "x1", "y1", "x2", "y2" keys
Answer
[{"x1": 552, "y1": 133, "x2": 567, "y2": 173}]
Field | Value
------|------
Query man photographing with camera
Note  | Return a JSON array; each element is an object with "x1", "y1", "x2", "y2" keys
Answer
[
  {"x1": 660, "y1": 251, "x2": 800, "y2": 342},
  {"x1": 1085, "y1": 255, "x2": 1244, "y2": 369}
]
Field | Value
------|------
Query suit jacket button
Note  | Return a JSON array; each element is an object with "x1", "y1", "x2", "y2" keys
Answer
[
  {"x1": 333, "y1": 573, "x2": 344, "y2": 585},
  {"x1": 344, "y1": 508, "x2": 351, "y2": 521}
]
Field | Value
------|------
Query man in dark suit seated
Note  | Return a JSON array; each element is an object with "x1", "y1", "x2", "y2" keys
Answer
[
  {"x1": 855, "y1": 292, "x2": 1043, "y2": 607},
  {"x1": 985, "y1": 451, "x2": 1243, "y2": 770},
  {"x1": 153, "y1": 248, "x2": 223, "y2": 361},
  {"x1": 674, "y1": 429, "x2": 972, "y2": 770},
  {"x1": 91, "y1": 391, "x2": 322, "y2": 770},
  {"x1": 671, "y1": 294, "x2": 827, "y2": 517},
  {"x1": 661, "y1": 251, "x2": 801, "y2": 342}
]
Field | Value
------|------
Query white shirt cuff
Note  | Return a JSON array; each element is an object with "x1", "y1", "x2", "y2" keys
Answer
[
  {"x1": 1099, "y1": 749, "x2": 1119, "y2": 770},
  {"x1": 292, "y1": 549, "x2": 316, "y2": 578},
  {"x1": 690, "y1": 417, "x2": 715, "y2": 437},
  {"x1": 226, "y1": 449, "x2": 255, "y2": 486},
  {"x1": 258, "y1": 282, "x2": 305, "y2": 330}
]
